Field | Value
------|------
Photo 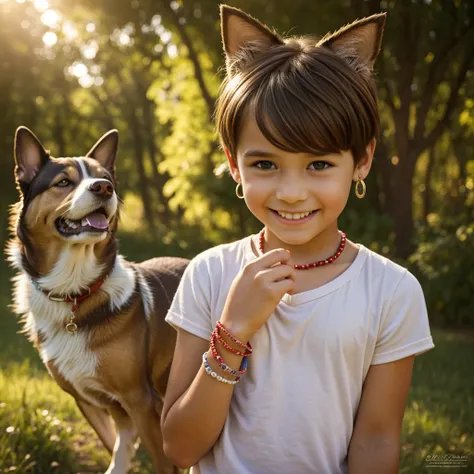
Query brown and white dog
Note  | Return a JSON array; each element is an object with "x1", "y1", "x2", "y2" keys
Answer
[{"x1": 6, "y1": 126, "x2": 189, "y2": 474}]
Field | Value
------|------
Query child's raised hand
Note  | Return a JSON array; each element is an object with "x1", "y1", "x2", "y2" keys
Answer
[{"x1": 219, "y1": 249, "x2": 295, "y2": 341}]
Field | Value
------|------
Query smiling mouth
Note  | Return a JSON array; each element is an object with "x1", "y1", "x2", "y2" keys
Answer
[
  {"x1": 55, "y1": 209, "x2": 110, "y2": 236},
  {"x1": 270, "y1": 209, "x2": 318, "y2": 220}
]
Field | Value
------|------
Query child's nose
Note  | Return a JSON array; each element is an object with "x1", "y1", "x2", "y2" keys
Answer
[{"x1": 275, "y1": 183, "x2": 308, "y2": 203}]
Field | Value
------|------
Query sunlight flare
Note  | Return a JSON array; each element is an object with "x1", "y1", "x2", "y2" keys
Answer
[
  {"x1": 42, "y1": 31, "x2": 57, "y2": 46},
  {"x1": 41, "y1": 9, "x2": 61, "y2": 28}
]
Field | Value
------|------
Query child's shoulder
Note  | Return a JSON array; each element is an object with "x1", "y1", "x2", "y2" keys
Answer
[{"x1": 361, "y1": 244, "x2": 422, "y2": 295}]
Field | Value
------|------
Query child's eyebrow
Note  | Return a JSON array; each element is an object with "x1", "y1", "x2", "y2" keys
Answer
[
  {"x1": 242, "y1": 149, "x2": 278, "y2": 159},
  {"x1": 242, "y1": 149, "x2": 328, "y2": 159}
]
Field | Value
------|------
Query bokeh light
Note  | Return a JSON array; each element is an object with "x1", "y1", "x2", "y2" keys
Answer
[
  {"x1": 41, "y1": 9, "x2": 61, "y2": 28},
  {"x1": 34, "y1": 0, "x2": 48, "y2": 11},
  {"x1": 42, "y1": 31, "x2": 57, "y2": 46},
  {"x1": 69, "y1": 62, "x2": 87, "y2": 77}
]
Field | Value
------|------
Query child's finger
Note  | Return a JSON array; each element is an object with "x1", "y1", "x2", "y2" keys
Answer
[
  {"x1": 256, "y1": 264, "x2": 296, "y2": 284},
  {"x1": 254, "y1": 248, "x2": 292, "y2": 268}
]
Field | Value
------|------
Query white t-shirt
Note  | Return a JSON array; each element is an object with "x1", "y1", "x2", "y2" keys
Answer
[{"x1": 165, "y1": 234, "x2": 435, "y2": 474}]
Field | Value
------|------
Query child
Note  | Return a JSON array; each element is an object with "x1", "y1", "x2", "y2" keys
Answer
[{"x1": 161, "y1": 5, "x2": 435, "y2": 474}]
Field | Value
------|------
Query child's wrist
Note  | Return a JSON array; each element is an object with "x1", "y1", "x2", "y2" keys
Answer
[
  {"x1": 203, "y1": 350, "x2": 240, "y2": 384},
  {"x1": 218, "y1": 318, "x2": 254, "y2": 343}
]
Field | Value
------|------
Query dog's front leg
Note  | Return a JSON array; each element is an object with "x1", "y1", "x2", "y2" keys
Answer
[
  {"x1": 122, "y1": 390, "x2": 177, "y2": 474},
  {"x1": 104, "y1": 404, "x2": 138, "y2": 474}
]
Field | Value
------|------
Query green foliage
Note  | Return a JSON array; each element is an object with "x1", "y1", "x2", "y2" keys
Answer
[
  {"x1": 2, "y1": 1, "x2": 474, "y2": 470},
  {"x1": 409, "y1": 219, "x2": 474, "y2": 327},
  {"x1": 340, "y1": 204, "x2": 396, "y2": 258},
  {"x1": 1, "y1": 0, "x2": 474, "y2": 320},
  {"x1": 400, "y1": 329, "x2": 474, "y2": 472},
  {"x1": 0, "y1": 362, "x2": 158, "y2": 473},
  {"x1": 0, "y1": 364, "x2": 85, "y2": 473},
  {"x1": 1, "y1": 323, "x2": 472, "y2": 473}
]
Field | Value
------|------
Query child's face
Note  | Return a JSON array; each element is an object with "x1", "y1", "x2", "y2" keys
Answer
[{"x1": 228, "y1": 114, "x2": 373, "y2": 245}]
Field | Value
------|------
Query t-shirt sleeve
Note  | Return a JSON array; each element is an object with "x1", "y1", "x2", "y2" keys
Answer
[
  {"x1": 165, "y1": 254, "x2": 214, "y2": 341},
  {"x1": 371, "y1": 270, "x2": 435, "y2": 365}
]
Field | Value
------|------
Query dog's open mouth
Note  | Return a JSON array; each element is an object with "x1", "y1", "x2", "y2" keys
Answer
[{"x1": 56, "y1": 209, "x2": 110, "y2": 236}]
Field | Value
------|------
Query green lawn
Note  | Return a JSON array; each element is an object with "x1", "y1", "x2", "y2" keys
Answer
[{"x1": 1, "y1": 236, "x2": 473, "y2": 473}]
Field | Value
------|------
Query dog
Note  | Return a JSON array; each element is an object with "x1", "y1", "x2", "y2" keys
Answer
[{"x1": 6, "y1": 126, "x2": 189, "y2": 474}]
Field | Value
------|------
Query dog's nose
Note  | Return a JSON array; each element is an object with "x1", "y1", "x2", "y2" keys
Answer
[{"x1": 88, "y1": 180, "x2": 114, "y2": 198}]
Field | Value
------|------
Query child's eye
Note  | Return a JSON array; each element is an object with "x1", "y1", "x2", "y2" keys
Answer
[
  {"x1": 309, "y1": 161, "x2": 331, "y2": 171},
  {"x1": 252, "y1": 160, "x2": 275, "y2": 170}
]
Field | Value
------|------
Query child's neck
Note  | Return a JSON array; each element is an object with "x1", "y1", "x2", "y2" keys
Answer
[{"x1": 261, "y1": 224, "x2": 344, "y2": 267}]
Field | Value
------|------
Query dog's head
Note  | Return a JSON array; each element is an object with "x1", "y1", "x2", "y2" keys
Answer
[{"x1": 9, "y1": 127, "x2": 121, "y2": 274}]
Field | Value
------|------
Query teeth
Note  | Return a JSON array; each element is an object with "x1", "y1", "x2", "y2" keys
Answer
[
  {"x1": 60, "y1": 217, "x2": 81, "y2": 231},
  {"x1": 277, "y1": 211, "x2": 313, "y2": 220},
  {"x1": 81, "y1": 218, "x2": 88, "y2": 226}
]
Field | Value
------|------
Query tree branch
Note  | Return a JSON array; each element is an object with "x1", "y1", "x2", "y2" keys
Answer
[
  {"x1": 422, "y1": 49, "x2": 473, "y2": 152},
  {"x1": 413, "y1": 27, "x2": 470, "y2": 144},
  {"x1": 378, "y1": 57, "x2": 397, "y2": 112},
  {"x1": 158, "y1": 0, "x2": 215, "y2": 121}
]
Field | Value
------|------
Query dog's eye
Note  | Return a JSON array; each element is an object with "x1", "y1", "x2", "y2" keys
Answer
[{"x1": 55, "y1": 178, "x2": 72, "y2": 187}]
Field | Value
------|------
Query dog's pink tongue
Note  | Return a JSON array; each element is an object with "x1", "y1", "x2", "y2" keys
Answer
[{"x1": 86, "y1": 213, "x2": 109, "y2": 230}]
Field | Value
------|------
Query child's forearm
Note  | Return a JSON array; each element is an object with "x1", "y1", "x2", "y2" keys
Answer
[
  {"x1": 348, "y1": 435, "x2": 400, "y2": 474},
  {"x1": 162, "y1": 347, "x2": 245, "y2": 468}
]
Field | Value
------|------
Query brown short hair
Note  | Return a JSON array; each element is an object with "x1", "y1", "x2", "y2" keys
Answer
[{"x1": 215, "y1": 37, "x2": 380, "y2": 166}]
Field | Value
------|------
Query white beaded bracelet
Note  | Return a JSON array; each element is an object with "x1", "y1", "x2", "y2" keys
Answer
[{"x1": 202, "y1": 352, "x2": 240, "y2": 385}]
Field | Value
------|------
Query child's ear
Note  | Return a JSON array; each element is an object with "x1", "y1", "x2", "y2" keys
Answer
[
  {"x1": 353, "y1": 138, "x2": 376, "y2": 180},
  {"x1": 224, "y1": 147, "x2": 241, "y2": 182},
  {"x1": 220, "y1": 4, "x2": 283, "y2": 71},
  {"x1": 318, "y1": 13, "x2": 387, "y2": 77}
]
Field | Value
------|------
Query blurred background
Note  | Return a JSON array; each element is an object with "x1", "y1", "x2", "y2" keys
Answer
[{"x1": 0, "y1": 0, "x2": 473, "y2": 472}]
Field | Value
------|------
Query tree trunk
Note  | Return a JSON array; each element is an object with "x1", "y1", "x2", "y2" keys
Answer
[
  {"x1": 392, "y1": 150, "x2": 417, "y2": 258},
  {"x1": 451, "y1": 136, "x2": 470, "y2": 209},
  {"x1": 371, "y1": 138, "x2": 393, "y2": 215},
  {"x1": 423, "y1": 146, "x2": 435, "y2": 221},
  {"x1": 128, "y1": 108, "x2": 157, "y2": 234},
  {"x1": 141, "y1": 93, "x2": 172, "y2": 226}
]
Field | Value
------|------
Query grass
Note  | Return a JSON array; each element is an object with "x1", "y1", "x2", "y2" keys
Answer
[{"x1": 1, "y1": 233, "x2": 473, "y2": 473}]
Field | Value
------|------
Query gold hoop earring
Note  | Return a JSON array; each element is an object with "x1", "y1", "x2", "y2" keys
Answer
[
  {"x1": 355, "y1": 177, "x2": 366, "y2": 199},
  {"x1": 235, "y1": 182, "x2": 244, "y2": 199}
]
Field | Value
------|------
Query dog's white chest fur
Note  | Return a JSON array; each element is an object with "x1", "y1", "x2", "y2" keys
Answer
[
  {"x1": 11, "y1": 246, "x2": 147, "y2": 387},
  {"x1": 34, "y1": 311, "x2": 97, "y2": 382},
  {"x1": 13, "y1": 270, "x2": 97, "y2": 383}
]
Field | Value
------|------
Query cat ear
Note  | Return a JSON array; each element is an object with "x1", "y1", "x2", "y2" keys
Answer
[
  {"x1": 318, "y1": 13, "x2": 387, "y2": 76},
  {"x1": 220, "y1": 4, "x2": 283, "y2": 69}
]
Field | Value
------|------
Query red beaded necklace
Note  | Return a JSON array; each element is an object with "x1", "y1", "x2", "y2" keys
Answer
[{"x1": 258, "y1": 228, "x2": 347, "y2": 270}]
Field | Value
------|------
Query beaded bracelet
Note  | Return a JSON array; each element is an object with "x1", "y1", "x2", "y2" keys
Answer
[
  {"x1": 213, "y1": 327, "x2": 250, "y2": 357},
  {"x1": 202, "y1": 352, "x2": 240, "y2": 385},
  {"x1": 210, "y1": 332, "x2": 248, "y2": 376},
  {"x1": 216, "y1": 321, "x2": 253, "y2": 353}
]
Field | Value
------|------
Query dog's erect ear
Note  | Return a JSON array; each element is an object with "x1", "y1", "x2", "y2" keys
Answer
[
  {"x1": 220, "y1": 4, "x2": 283, "y2": 71},
  {"x1": 14, "y1": 126, "x2": 50, "y2": 188},
  {"x1": 86, "y1": 129, "x2": 119, "y2": 172},
  {"x1": 318, "y1": 13, "x2": 386, "y2": 77}
]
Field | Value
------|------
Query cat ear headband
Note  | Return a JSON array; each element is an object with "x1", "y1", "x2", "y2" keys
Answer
[{"x1": 220, "y1": 4, "x2": 386, "y2": 78}]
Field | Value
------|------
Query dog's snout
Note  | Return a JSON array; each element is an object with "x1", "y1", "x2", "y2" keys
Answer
[{"x1": 88, "y1": 180, "x2": 114, "y2": 198}]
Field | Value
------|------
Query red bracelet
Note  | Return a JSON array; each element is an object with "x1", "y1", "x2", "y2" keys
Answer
[
  {"x1": 216, "y1": 321, "x2": 253, "y2": 354},
  {"x1": 210, "y1": 332, "x2": 248, "y2": 376},
  {"x1": 212, "y1": 327, "x2": 250, "y2": 357}
]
